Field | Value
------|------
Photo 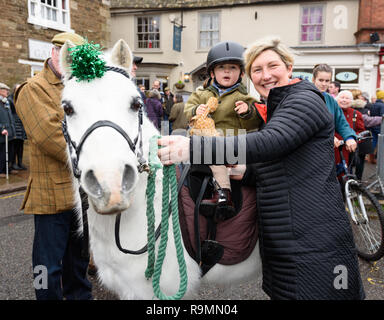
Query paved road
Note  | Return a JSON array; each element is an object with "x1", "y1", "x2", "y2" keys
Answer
[{"x1": 1, "y1": 191, "x2": 383, "y2": 300}]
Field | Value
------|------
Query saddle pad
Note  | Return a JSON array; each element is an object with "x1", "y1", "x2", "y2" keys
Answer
[{"x1": 177, "y1": 168, "x2": 259, "y2": 265}]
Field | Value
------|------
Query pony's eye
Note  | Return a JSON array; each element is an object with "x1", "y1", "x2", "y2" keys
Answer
[
  {"x1": 62, "y1": 101, "x2": 75, "y2": 116},
  {"x1": 131, "y1": 97, "x2": 143, "y2": 111}
]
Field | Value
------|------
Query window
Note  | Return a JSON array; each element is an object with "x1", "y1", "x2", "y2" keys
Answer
[
  {"x1": 300, "y1": 5, "x2": 324, "y2": 43},
  {"x1": 136, "y1": 16, "x2": 160, "y2": 49},
  {"x1": 199, "y1": 12, "x2": 220, "y2": 49},
  {"x1": 28, "y1": 0, "x2": 71, "y2": 32}
]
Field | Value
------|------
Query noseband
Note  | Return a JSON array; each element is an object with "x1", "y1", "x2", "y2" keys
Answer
[{"x1": 62, "y1": 66, "x2": 148, "y2": 179}]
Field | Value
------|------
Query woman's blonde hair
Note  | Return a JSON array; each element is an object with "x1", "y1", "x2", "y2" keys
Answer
[{"x1": 244, "y1": 36, "x2": 295, "y2": 78}]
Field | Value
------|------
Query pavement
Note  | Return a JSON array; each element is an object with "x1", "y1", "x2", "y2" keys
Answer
[{"x1": 0, "y1": 140, "x2": 30, "y2": 195}]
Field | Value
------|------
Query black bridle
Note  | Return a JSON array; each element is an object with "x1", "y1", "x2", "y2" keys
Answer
[
  {"x1": 61, "y1": 65, "x2": 152, "y2": 256},
  {"x1": 62, "y1": 66, "x2": 148, "y2": 179}
]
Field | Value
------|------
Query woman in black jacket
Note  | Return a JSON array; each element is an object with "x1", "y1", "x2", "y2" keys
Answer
[{"x1": 158, "y1": 37, "x2": 364, "y2": 300}]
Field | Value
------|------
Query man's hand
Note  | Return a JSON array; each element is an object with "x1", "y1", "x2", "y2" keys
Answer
[{"x1": 1, "y1": 129, "x2": 8, "y2": 136}]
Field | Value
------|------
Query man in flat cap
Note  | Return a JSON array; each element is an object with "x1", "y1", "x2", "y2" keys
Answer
[{"x1": 14, "y1": 32, "x2": 93, "y2": 300}]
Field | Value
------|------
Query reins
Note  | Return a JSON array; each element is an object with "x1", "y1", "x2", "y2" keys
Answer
[{"x1": 143, "y1": 136, "x2": 188, "y2": 300}]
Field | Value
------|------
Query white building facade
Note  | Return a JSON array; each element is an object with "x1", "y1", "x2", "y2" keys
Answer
[{"x1": 110, "y1": 0, "x2": 381, "y2": 98}]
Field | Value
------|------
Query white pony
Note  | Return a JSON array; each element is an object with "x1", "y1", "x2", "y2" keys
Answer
[{"x1": 59, "y1": 39, "x2": 261, "y2": 299}]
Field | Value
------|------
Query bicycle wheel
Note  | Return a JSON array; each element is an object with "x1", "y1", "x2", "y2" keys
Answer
[{"x1": 346, "y1": 181, "x2": 384, "y2": 261}]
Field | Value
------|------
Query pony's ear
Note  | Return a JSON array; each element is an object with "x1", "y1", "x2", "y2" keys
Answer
[
  {"x1": 60, "y1": 40, "x2": 76, "y2": 79},
  {"x1": 110, "y1": 39, "x2": 133, "y2": 72}
]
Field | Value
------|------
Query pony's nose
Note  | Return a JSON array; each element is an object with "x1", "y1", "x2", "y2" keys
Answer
[
  {"x1": 122, "y1": 164, "x2": 136, "y2": 194},
  {"x1": 84, "y1": 169, "x2": 104, "y2": 199}
]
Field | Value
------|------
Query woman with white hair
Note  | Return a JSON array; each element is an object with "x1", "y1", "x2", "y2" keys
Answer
[
  {"x1": 335, "y1": 90, "x2": 366, "y2": 171},
  {"x1": 158, "y1": 37, "x2": 365, "y2": 300}
]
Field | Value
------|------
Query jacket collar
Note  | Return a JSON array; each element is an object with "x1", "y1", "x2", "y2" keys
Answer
[
  {"x1": 265, "y1": 79, "x2": 323, "y2": 121},
  {"x1": 208, "y1": 82, "x2": 248, "y2": 96},
  {"x1": 44, "y1": 58, "x2": 63, "y2": 85}
]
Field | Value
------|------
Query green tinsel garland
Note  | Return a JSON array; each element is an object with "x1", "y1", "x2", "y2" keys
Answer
[{"x1": 68, "y1": 41, "x2": 106, "y2": 82}]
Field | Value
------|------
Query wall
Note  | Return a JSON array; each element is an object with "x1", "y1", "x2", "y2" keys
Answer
[{"x1": 0, "y1": 0, "x2": 111, "y2": 89}]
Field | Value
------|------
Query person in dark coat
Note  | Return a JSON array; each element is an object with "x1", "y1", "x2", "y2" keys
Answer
[
  {"x1": 157, "y1": 37, "x2": 365, "y2": 300},
  {"x1": 0, "y1": 82, "x2": 16, "y2": 176},
  {"x1": 145, "y1": 89, "x2": 163, "y2": 130},
  {"x1": 367, "y1": 90, "x2": 384, "y2": 164},
  {"x1": 8, "y1": 84, "x2": 27, "y2": 170}
]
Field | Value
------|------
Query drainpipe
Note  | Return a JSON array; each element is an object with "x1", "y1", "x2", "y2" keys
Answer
[{"x1": 377, "y1": 45, "x2": 384, "y2": 89}]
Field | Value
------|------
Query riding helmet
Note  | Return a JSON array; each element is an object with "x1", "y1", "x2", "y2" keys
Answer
[{"x1": 206, "y1": 41, "x2": 245, "y2": 75}]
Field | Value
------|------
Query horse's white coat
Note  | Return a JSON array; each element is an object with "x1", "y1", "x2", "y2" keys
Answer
[{"x1": 60, "y1": 39, "x2": 261, "y2": 299}]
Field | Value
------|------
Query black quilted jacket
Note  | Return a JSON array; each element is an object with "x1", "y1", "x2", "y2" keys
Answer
[{"x1": 191, "y1": 80, "x2": 365, "y2": 300}]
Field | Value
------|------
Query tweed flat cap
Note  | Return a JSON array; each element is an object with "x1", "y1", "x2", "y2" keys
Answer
[
  {"x1": 51, "y1": 32, "x2": 85, "y2": 47},
  {"x1": 0, "y1": 83, "x2": 10, "y2": 90}
]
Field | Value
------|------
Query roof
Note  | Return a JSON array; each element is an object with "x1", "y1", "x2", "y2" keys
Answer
[{"x1": 110, "y1": 0, "x2": 294, "y2": 10}]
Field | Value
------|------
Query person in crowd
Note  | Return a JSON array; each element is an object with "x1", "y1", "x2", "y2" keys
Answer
[
  {"x1": 184, "y1": 41, "x2": 264, "y2": 218},
  {"x1": 145, "y1": 89, "x2": 163, "y2": 130},
  {"x1": 129, "y1": 55, "x2": 147, "y2": 115},
  {"x1": 168, "y1": 93, "x2": 188, "y2": 134},
  {"x1": 312, "y1": 64, "x2": 357, "y2": 152},
  {"x1": 335, "y1": 90, "x2": 366, "y2": 180},
  {"x1": 157, "y1": 36, "x2": 365, "y2": 300},
  {"x1": 130, "y1": 55, "x2": 142, "y2": 79},
  {"x1": 366, "y1": 89, "x2": 384, "y2": 164},
  {"x1": 14, "y1": 32, "x2": 93, "y2": 300},
  {"x1": 328, "y1": 80, "x2": 341, "y2": 97},
  {"x1": 162, "y1": 87, "x2": 174, "y2": 134},
  {"x1": 0, "y1": 82, "x2": 16, "y2": 177},
  {"x1": 8, "y1": 84, "x2": 27, "y2": 170}
]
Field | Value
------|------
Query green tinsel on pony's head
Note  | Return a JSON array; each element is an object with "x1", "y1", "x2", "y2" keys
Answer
[{"x1": 68, "y1": 41, "x2": 106, "y2": 82}]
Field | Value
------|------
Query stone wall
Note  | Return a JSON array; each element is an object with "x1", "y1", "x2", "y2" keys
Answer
[{"x1": 0, "y1": 0, "x2": 110, "y2": 90}]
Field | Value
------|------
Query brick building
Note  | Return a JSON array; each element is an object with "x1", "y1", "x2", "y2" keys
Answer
[
  {"x1": 354, "y1": 0, "x2": 384, "y2": 89},
  {"x1": 0, "y1": 0, "x2": 111, "y2": 90}
]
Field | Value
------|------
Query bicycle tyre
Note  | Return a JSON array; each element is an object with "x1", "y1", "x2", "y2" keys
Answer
[{"x1": 346, "y1": 182, "x2": 384, "y2": 261}]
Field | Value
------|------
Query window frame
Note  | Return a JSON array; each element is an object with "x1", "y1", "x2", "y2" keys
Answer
[
  {"x1": 27, "y1": 0, "x2": 72, "y2": 32},
  {"x1": 135, "y1": 15, "x2": 161, "y2": 51},
  {"x1": 299, "y1": 4, "x2": 325, "y2": 44},
  {"x1": 198, "y1": 11, "x2": 220, "y2": 50}
]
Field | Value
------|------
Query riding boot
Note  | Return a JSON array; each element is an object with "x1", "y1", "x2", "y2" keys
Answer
[{"x1": 215, "y1": 189, "x2": 237, "y2": 221}]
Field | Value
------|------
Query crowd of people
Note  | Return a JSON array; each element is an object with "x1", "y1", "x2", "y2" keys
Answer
[
  {"x1": 2, "y1": 30, "x2": 384, "y2": 301},
  {"x1": 0, "y1": 82, "x2": 27, "y2": 178}
]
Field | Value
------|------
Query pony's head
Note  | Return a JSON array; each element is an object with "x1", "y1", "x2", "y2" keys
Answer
[{"x1": 60, "y1": 39, "x2": 149, "y2": 215}]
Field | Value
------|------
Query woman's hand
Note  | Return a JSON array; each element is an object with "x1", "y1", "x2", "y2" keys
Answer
[
  {"x1": 157, "y1": 135, "x2": 190, "y2": 165},
  {"x1": 1, "y1": 129, "x2": 8, "y2": 136},
  {"x1": 345, "y1": 139, "x2": 357, "y2": 152},
  {"x1": 334, "y1": 136, "x2": 341, "y2": 148}
]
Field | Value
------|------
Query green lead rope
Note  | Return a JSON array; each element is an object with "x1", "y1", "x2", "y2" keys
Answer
[{"x1": 145, "y1": 135, "x2": 188, "y2": 300}]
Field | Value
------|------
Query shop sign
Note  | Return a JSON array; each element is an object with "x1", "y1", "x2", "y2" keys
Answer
[
  {"x1": 28, "y1": 39, "x2": 52, "y2": 61},
  {"x1": 335, "y1": 71, "x2": 358, "y2": 82}
]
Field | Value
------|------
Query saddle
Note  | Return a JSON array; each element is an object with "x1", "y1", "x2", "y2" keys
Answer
[{"x1": 176, "y1": 164, "x2": 258, "y2": 275}]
